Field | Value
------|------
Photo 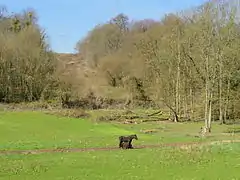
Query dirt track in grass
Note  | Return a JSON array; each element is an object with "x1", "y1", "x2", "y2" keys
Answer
[{"x1": 0, "y1": 140, "x2": 239, "y2": 155}]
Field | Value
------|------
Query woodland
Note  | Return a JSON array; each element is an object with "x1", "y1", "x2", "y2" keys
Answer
[{"x1": 1, "y1": 1, "x2": 240, "y2": 132}]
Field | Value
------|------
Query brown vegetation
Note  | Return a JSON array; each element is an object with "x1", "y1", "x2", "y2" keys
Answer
[{"x1": 1, "y1": 1, "x2": 240, "y2": 131}]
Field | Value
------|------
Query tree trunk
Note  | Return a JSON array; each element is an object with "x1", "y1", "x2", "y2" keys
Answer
[
  {"x1": 175, "y1": 32, "x2": 181, "y2": 122},
  {"x1": 219, "y1": 55, "x2": 223, "y2": 124},
  {"x1": 175, "y1": 70, "x2": 180, "y2": 122},
  {"x1": 204, "y1": 60, "x2": 209, "y2": 130},
  {"x1": 208, "y1": 90, "x2": 212, "y2": 133},
  {"x1": 164, "y1": 101, "x2": 179, "y2": 122},
  {"x1": 190, "y1": 87, "x2": 194, "y2": 120},
  {"x1": 183, "y1": 94, "x2": 187, "y2": 120},
  {"x1": 223, "y1": 77, "x2": 230, "y2": 124}
]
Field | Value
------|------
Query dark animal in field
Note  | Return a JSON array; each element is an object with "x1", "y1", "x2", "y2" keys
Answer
[
  {"x1": 121, "y1": 142, "x2": 130, "y2": 149},
  {"x1": 119, "y1": 134, "x2": 138, "y2": 149}
]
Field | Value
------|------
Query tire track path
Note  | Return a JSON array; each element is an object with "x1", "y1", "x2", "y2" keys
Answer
[{"x1": 0, "y1": 140, "x2": 239, "y2": 155}]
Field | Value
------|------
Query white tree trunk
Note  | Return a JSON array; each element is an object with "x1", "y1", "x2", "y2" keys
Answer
[
  {"x1": 204, "y1": 56, "x2": 209, "y2": 130},
  {"x1": 219, "y1": 54, "x2": 223, "y2": 124},
  {"x1": 208, "y1": 90, "x2": 212, "y2": 132}
]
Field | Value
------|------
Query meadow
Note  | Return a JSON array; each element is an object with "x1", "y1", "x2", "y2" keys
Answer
[
  {"x1": 1, "y1": 1, "x2": 240, "y2": 179},
  {"x1": 1, "y1": 144, "x2": 240, "y2": 180},
  {"x1": 0, "y1": 110, "x2": 240, "y2": 180}
]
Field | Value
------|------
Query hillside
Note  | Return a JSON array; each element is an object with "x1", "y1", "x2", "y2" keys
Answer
[{"x1": 1, "y1": 1, "x2": 240, "y2": 129}]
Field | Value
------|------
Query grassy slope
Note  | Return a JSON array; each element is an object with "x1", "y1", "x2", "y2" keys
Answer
[
  {"x1": 0, "y1": 143, "x2": 240, "y2": 180},
  {"x1": 0, "y1": 111, "x2": 135, "y2": 150},
  {"x1": 0, "y1": 111, "x2": 240, "y2": 180},
  {"x1": 0, "y1": 111, "x2": 239, "y2": 150}
]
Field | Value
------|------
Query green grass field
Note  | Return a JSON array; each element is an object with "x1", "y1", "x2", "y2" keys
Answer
[
  {"x1": 0, "y1": 110, "x2": 240, "y2": 179},
  {"x1": 1, "y1": 144, "x2": 240, "y2": 180},
  {"x1": 0, "y1": 111, "x2": 239, "y2": 151}
]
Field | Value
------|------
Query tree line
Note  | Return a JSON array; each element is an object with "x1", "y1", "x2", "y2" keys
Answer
[
  {"x1": 0, "y1": 6, "x2": 59, "y2": 103},
  {"x1": 1, "y1": 1, "x2": 240, "y2": 130}
]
